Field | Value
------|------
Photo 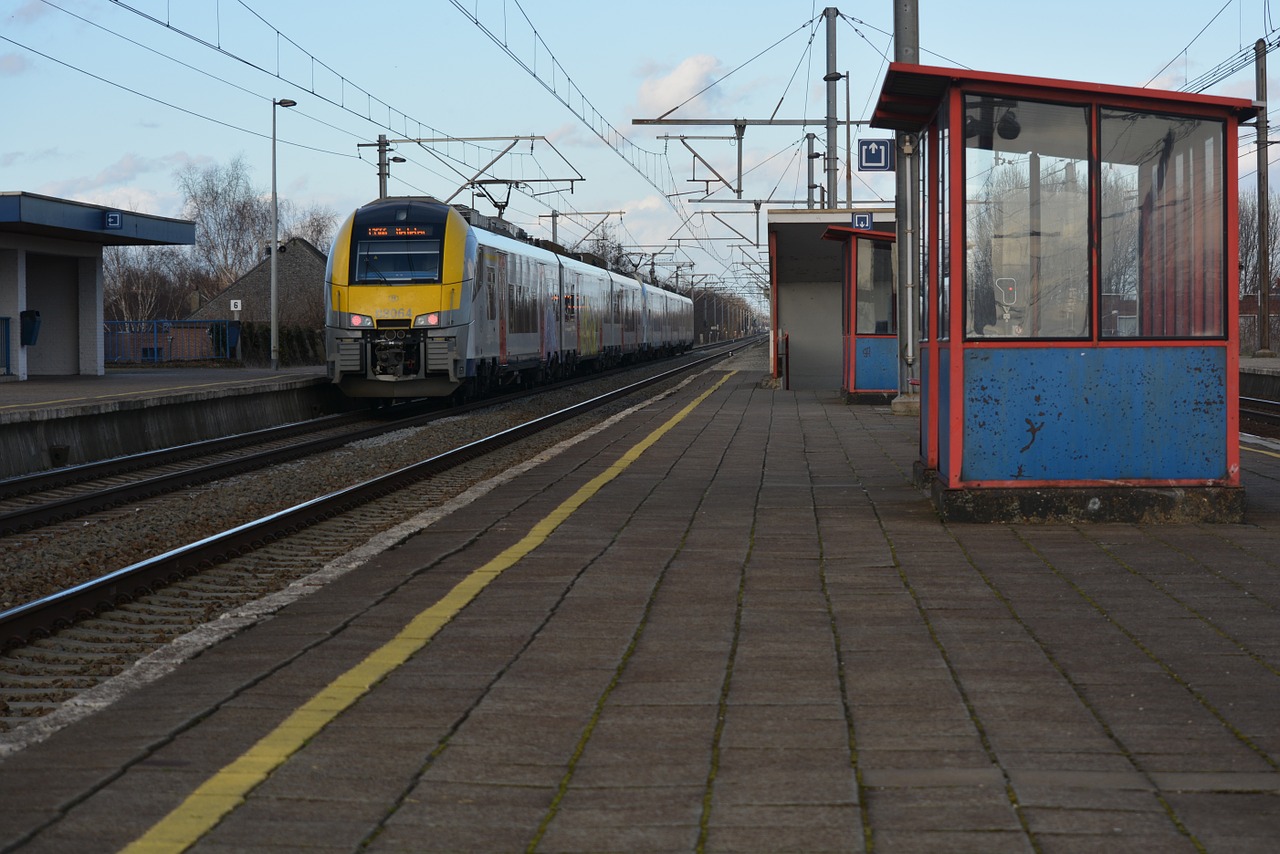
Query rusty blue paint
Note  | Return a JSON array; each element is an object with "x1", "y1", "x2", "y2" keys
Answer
[
  {"x1": 960, "y1": 347, "x2": 1227, "y2": 482},
  {"x1": 919, "y1": 348, "x2": 932, "y2": 461},
  {"x1": 939, "y1": 347, "x2": 953, "y2": 478},
  {"x1": 854, "y1": 336, "x2": 897, "y2": 391}
]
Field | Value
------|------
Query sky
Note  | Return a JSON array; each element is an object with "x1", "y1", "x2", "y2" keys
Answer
[{"x1": 2, "y1": 0, "x2": 1277, "y2": 306}]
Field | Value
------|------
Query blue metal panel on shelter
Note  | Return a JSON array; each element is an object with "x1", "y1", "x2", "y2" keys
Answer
[
  {"x1": 937, "y1": 347, "x2": 951, "y2": 482},
  {"x1": 960, "y1": 347, "x2": 1227, "y2": 483},
  {"x1": 855, "y1": 337, "x2": 898, "y2": 393}
]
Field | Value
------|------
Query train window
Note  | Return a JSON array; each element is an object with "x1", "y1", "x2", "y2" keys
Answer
[
  {"x1": 964, "y1": 96, "x2": 1090, "y2": 339},
  {"x1": 1099, "y1": 109, "x2": 1225, "y2": 338},
  {"x1": 354, "y1": 239, "x2": 441, "y2": 284}
]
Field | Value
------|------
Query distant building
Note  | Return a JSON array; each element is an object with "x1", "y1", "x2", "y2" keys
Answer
[{"x1": 188, "y1": 237, "x2": 327, "y2": 328}]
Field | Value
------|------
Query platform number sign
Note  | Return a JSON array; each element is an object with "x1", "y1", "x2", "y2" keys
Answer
[
  {"x1": 229, "y1": 300, "x2": 243, "y2": 312},
  {"x1": 853, "y1": 213, "x2": 872, "y2": 229},
  {"x1": 857, "y1": 139, "x2": 895, "y2": 172}
]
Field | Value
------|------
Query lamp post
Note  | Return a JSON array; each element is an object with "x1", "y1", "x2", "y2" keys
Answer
[{"x1": 271, "y1": 97, "x2": 297, "y2": 370}]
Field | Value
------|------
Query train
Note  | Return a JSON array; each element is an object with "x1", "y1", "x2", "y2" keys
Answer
[{"x1": 323, "y1": 196, "x2": 694, "y2": 400}]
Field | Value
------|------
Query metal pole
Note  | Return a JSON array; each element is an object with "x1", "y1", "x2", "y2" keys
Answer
[
  {"x1": 271, "y1": 98, "x2": 296, "y2": 371},
  {"x1": 824, "y1": 7, "x2": 840, "y2": 206},
  {"x1": 845, "y1": 70, "x2": 853, "y2": 209},
  {"x1": 270, "y1": 103, "x2": 279, "y2": 371},
  {"x1": 806, "y1": 133, "x2": 817, "y2": 208},
  {"x1": 1257, "y1": 39, "x2": 1273, "y2": 356},
  {"x1": 892, "y1": 0, "x2": 920, "y2": 413},
  {"x1": 377, "y1": 134, "x2": 390, "y2": 199}
]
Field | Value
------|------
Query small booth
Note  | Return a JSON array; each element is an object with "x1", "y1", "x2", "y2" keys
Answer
[
  {"x1": 768, "y1": 207, "x2": 894, "y2": 391},
  {"x1": 872, "y1": 64, "x2": 1255, "y2": 522},
  {"x1": 822, "y1": 226, "x2": 897, "y2": 402}
]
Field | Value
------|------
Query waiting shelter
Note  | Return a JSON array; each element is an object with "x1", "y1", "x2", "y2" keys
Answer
[
  {"x1": 821, "y1": 226, "x2": 897, "y2": 402},
  {"x1": 0, "y1": 192, "x2": 194, "y2": 381},
  {"x1": 768, "y1": 207, "x2": 893, "y2": 391},
  {"x1": 871, "y1": 64, "x2": 1256, "y2": 522}
]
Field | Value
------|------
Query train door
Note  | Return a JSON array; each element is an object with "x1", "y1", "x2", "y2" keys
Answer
[
  {"x1": 474, "y1": 248, "x2": 500, "y2": 360},
  {"x1": 561, "y1": 263, "x2": 580, "y2": 362},
  {"x1": 640, "y1": 281, "x2": 650, "y2": 353},
  {"x1": 541, "y1": 260, "x2": 558, "y2": 368},
  {"x1": 496, "y1": 250, "x2": 509, "y2": 365}
]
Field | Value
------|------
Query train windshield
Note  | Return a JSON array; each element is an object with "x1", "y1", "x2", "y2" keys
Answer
[{"x1": 354, "y1": 239, "x2": 442, "y2": 284}]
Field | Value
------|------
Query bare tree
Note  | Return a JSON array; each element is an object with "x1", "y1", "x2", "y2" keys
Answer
[
  {"x1": 177, "y1": 154, "x2": 272, "y2": 301},
  {"x1": 1237, "y1": 190, "x2": 1280, "y2": 298},
  {"x1": 102, "y1": 156, "x2": 335, "y2": 322},
  {"x1": 103, "y1": 245, "x2": 193, "y2": 321},
  {"x1": 283, "y1": 202, "x2": 338, "y2": 253}
]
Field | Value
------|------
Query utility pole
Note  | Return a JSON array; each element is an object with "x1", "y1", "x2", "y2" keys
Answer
[
  {"x1": 356, "y1": 135, "x2": 406, "y2": 199},
  {"x1": 1257, "y1": 39, "x2": 1274, "y2": 356},
  {"x1": 807, "y1": 134, "x2": 820, "y2": 208},
  {"x1": 824, "y1": 7, "x2": 840, "y2": 206},
  {"x1": 892, "y1": 0, "x2": 921, "y2": 414}
]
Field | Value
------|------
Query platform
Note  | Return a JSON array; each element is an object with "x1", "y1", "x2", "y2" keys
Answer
[
  {"x1": 0, "y1": 344, "x2": 1277, "y2": 851},
  {"x1": 0, "y1": 366, "x2": 335, "y2": 479}
]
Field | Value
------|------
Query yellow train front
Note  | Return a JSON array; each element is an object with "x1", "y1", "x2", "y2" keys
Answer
[{"x1": 324, "y1": 197, "x2": 478, "y2": 399}]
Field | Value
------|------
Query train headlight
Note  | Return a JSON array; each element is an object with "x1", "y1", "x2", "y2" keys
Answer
[
  {"x1": 348, "y1": 313, "x2": 375, "y2": 329},
  {"x1": 413, "y1": 313, "x2": 441, "y2": 327}
]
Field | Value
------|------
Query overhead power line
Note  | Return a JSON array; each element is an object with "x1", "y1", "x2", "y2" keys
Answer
[{"x1": 447, "y1": 0, "x2": 679, "y2": 202}]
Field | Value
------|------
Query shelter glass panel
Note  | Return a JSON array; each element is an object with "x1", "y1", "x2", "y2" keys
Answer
[
  {"x1": 937, "y1": 121, "x2": 951, "y2": 340},
  {"x1": 1100, "y1": 110, "x2": 1225, "y2": 338},
  {"x1": 964, "y1": 96, "x2": 1091, "y2": 339},
  {"x1": 855, "y1": 237, "x2": 896, "y2": 334}
]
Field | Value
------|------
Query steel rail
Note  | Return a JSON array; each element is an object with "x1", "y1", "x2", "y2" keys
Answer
[{"x1": 0, "y1": 347, "x2": 741, "y2": 648}]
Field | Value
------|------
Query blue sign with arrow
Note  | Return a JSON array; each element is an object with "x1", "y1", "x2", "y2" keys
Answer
[{"x1": 857, "y1": 139, "x2": 895, "y2": 172}]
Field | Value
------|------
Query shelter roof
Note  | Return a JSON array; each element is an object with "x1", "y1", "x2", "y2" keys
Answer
[
  {"x1": 0, "y1": 191, "x2": 194, "y2": 247},
  {"x1": 871, "y1": 63, "x2": 1259, "y2": 132}
]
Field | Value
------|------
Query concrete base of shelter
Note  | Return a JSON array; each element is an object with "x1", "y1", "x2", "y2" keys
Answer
[
  {"x1": 890, "y1": 393, "x2": 920, "y2": 416},
  {"x1": 844, "y1": 390, "x2": 896, "y2": 405},
  {"x1": 913, "y1": 461, "x2": 1246, "y2": 523}
]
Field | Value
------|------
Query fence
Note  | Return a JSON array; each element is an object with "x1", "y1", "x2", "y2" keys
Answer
[{"x1": 104, "y1": 320, "x2": 238, "y2": 363}]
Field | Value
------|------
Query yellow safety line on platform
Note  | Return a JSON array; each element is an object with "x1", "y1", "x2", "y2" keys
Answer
[
  {"x1": 121, "y1": 371, "x2": 736, "y2": 854},
  {"x1": 1243, "y1": 443, "x2": 1280, "y2": 459}
]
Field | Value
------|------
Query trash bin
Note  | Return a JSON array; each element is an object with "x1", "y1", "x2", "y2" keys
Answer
[{"x1": 19, "y1": 310, "x2": 40, "y2": 346}]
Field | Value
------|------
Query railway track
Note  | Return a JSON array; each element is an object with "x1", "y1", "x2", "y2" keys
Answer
[
  {"x1": 1240, "y1": 396, "x2": 1280, "y2": 439},
  {"x1": 0, "y1": 345, "x2": 747, "y2": 735}
]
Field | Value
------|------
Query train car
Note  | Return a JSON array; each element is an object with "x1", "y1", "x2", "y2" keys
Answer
[{"x1": 324, "y1": 196, "x2": 692, "y2": 400}]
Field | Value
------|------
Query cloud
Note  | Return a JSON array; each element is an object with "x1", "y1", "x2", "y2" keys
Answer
[
  {"x1": 1, "y1": 147, "x2": 58, "y2": 169},
  {"x1": 0, "y1": 53, "x2": 30, "y2": 76},
  {"x1": 544, "y1": 121, "x2": 590, "y2": 149},
  {"x1": 11, "y1": 0, "x2": 50, "y2": 25},
  {"x1": 30, "y1": 152, "x2": 198, "y2": 216},
  {"x1": 635, "y1": 54, "x2": 724, "y2": 119}
]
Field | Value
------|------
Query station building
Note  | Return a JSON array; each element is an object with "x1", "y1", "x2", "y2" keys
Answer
[{"x1": 0, "y1": 192, "x2": 194, "y2": 381}]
